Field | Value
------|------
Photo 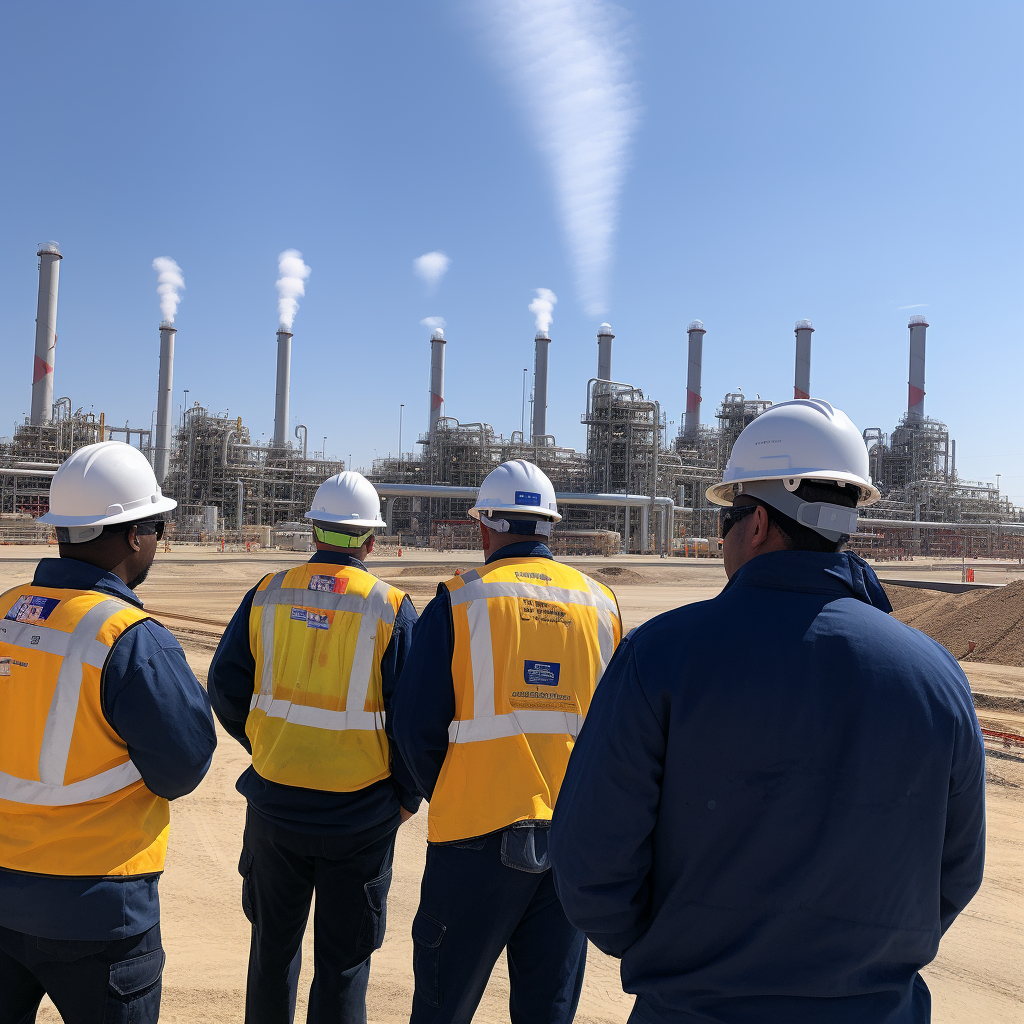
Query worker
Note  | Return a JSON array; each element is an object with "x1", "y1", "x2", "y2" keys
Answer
[
  {"x1": 549, "y1": 399, "x2": 986, "y2": 1023},
  {"x1": 0, "y1": 441, "x2": 217, "y2": 1024},
  {"x1": 392, "y1": 459, "x2": 623, "y2": 1024},
  {"x1": 207, "y1": 471, "x2": 420, "y2": 1024}
]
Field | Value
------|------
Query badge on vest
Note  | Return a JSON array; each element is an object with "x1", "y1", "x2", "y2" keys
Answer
[
  {"x1": 0, "y1": 657, "x2": 29, "y2": 676},
  {"x1": 524, "y1": 660, "x2": 560, "y2": 686},
  {"x1": 5, "y1": 596, "x2": 59, "y2": 624},
  {"x1": 289, "y1": 607, "x2": 331, "y2": 629},
  {"x1": 308, "y1": 575, "x2": 348, "y2": 594}
]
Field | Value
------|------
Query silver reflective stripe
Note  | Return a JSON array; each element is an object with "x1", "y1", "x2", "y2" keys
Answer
[
  {"x1": 38, "y1": 599, "x2": 129, "y2": 788},
  {"x1": 253, "y1": 587, "x2": 396, "y2": 619},
  {"x1": 248, "y1": 693, "x2": 382, "y2": 732},
  {"x1": 0, "y1": 619, "x2": 106, "y2": 664},
  {"x1": 451, "y1": 580, "x2": 604, "y2": 609},
  {"x1": 0, "y1": 760, "x2": 142, "y2": 807},
  {"x1": 465, "y1": 594, "x2": 495, "y2": 720},
  {"x1": 447, "y1": 710, "x2": 582, "y2": 744},
  {"x1": 585, "y1": 579, "x2": 616, "y2": 675},
  {"x1": 257, "y1": 572, "x2": 288, "y2": 700},
  {"x1": 347, "y1": 581, "x2": 392, "y2": 714}
]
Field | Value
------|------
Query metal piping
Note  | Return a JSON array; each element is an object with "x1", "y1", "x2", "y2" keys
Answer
[
  {"x1": 31, "y1": 242, "x2": 62, "y2": 425},
  {"x1": 155, "y1": 322, "x2": 176, "y2": 484},
  {"x1": 684, "y1": 320, "x2": 705, "y2": 436},
  {"x1": 274, "y1": 329, "x2": 292, "y2": 447},
  {"x1": 295, "y1": 424, "x2": 308, "y2": 460},
  {"x1": 532, "y1": 331, "x2": 550, "y2": 440},
  {"x1": 794, "y1": 319, "x2": 814, "y2": 400},
  {"x1": 907, "y1": 315, "x2": 928, "y2": 421}
]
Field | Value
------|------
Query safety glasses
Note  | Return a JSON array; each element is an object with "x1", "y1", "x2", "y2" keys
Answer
[
  {"x1": 719, "y1": 503, "x2": 758, "y2": 539},
  {"x1": 133, "y1": 521, "x2": 165, "y2": 540}
]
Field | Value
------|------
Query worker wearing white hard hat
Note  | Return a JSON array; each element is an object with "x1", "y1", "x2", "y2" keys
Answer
[
  {"x1": 550, "y1": 399, "x2": 985, "y2": 1022},
  {"x1": 392, "y1": 459, "x2": 623, "y2": 1024},
  {"x1": 0, "y1": 441, "x2": 216, "y2": 1023},
  {"x1": 208, "y1": 470, "x2": 421, "y2": 1024}
]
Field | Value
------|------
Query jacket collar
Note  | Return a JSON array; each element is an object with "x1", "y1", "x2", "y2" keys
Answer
[
  {"x1": 485, "y1": 541, "x2": 554, "y2": 565},
  {"x1": 32, "y1": 557, "x2": 143, "y2": 608},
  {"x1": 725, "y1": 550, "x2": 892, "y2": 612},
  {"x1": 309, "y1": 550, "x2": 367, "y2": 570}
]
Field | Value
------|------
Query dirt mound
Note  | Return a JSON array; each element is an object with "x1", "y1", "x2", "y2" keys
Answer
[
  {"x1": 588, "y1": 566, "x2": 652, "y2": 585},
  {"x1": 889, "y1": 580, "x2": 1024, "y2": 666},
  {"x1": 882, "y1": 584, "x2": 944, "y2": 615},
  {"x1": 393, "y1": 564, "x2": 470, "y2": 577}
]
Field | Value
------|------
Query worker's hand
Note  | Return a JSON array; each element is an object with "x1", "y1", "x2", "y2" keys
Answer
[{"x1": 400, "y1": 807, "x2": 416, "y2": 824}]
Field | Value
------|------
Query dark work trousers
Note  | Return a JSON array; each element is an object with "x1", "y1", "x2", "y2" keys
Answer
[
  {"x1": 0, "y1": 921, "x2": 164, "y2": 1024},
  {"x1": 239, "y1": 807, "x2": 398, "y2": 1024},
  {"x1": 410, "y1": 828, "x2": 587, "y2": 1024}
]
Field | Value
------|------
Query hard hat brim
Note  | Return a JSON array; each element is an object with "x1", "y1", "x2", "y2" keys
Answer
[
  {"x1": 468, "y1": 503, "x2": 562, "y2": 524},
  {"x1": 39, "y1": 493, "x2": 178, "y2": 527},
  {"x1": 706, "y1": 471, "x2": 880, "y2": 507},
  {"x1": 303, "y1": 510, "x2": 386, "y2": 528}
]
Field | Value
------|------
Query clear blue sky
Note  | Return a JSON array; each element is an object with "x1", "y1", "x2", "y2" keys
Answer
[{"x1": 2, "y1": 2, "x2": 1022, "y2": 500}]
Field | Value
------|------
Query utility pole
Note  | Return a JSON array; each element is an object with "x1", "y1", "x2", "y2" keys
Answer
[
  {"x1": 521, "y1": 369, "x2": 528, "y2": 437},
  {"x1": 399, "y1": 404, "x2": 404, "y2": 479}
]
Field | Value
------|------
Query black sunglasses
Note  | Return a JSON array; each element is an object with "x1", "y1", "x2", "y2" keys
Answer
[
  {"x1": 132, "y1": 521, "x2": 165, "y2": 540},
  {"x1": 719, "y1": 503, "x2": 759, "y2": 539}
]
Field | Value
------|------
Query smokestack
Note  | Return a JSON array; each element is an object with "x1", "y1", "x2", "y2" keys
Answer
[
  {"x1": 793, "y1": 319, "x2": 814, "y2": 400},
  {"x1": 532, "y1": 331, "x2": 550, "y2": 440},
  {"x1": 274, "y1": 328, "x2": 292, "y2": 447},
  {"x1": 597, "y1": 323, "x2": 614, "y2": 381},
  {"x1": 428, "y1": 327, "x2": 446, "y2": 436},
  {"x1": 683, "y1": 320, "x2": 706, "y2": 437},
  {"x1": 154, "y1": 322, "x2": 176, "y2": 484},
  {"x1": 907, "y1": 315, "x2": 928, "y2": 421},
  {"x1": 31, "y1": 242, "x2": 62, "y2": 425}
]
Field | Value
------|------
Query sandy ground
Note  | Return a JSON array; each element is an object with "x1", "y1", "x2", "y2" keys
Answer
[{"x1": 1, "y1": 546, "x2": 1020, "y2": 1023}]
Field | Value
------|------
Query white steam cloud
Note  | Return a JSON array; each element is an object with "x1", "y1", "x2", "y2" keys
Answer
[
  {"x1": 420, "y1": 316, "x2": 447, "y2": 332},
  {"x1": 152, "y1": 257, "x2": 185, "y2": 324},
  {"x1": 481, "y1": 0, "x2": 640, "y2": 317},
  {"x1": 276, "y1": 249, "x2": 312, "y2": 330},
  {"x1": 528, "y1": 288, "x2": 557, "y2": 332},
  {"x1": 414, "y1": 251, "x2": 451, "y2": 291}
]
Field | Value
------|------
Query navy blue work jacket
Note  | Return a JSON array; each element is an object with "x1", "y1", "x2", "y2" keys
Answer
[
  {"x1": 0, "y1": 557, "x2": 217, "y2": 941},
  {"x1": 207, "y1": 550, "x2": 422, "y2": 833},
  {"x1": 550, "y1": 550, "x2": 986, "y2": 1024}
]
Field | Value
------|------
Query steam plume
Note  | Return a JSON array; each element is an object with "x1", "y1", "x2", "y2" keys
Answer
[
  {"x1": 528, "y1": 288, "x2": 557, "y2": 332},
  {"x1": 152, "y1": 257, "x2": 185, "y2": 324},
  {"x1": 420, "y1": 316, "x2": 447, "y2": 332},
  {"x1": 276, "y1": 249, "x2": 312, "y2": 330},
  {"x1": 414, "y1": 251, "x2": 451, "y2": 291},
  {"x1": 481, "y1": 0, "x2": 640, "y2": 317}
]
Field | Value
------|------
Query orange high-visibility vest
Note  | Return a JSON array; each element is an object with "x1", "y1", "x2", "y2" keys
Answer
[
  {"x1": 427, "y1": 557, "x2": 621, "y2": 843},
  {"x1": 0, "y1": 587, "x2": 169, "y2": 877},
  {"x1": 246, "y1": 562, "x2": 406, "y2": 792}
]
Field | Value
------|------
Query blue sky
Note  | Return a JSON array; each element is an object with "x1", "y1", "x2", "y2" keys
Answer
[{"x1": 2, "y1": 1, "x2": 1022, "y2": 500}]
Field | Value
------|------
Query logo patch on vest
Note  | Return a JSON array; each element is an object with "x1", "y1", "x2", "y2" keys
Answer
[
  {"x1": 290, "y1": 607, "x2": 308, "y2": 622},
  {"x1": 5, "y1": 596, "x2": 59, "y2": 624},
  {"x1": 306, "y1": 612, "x2": 330, "y2": 630},
  {"x1": 0, "y1": 657, "x2": 29, "y2": 676},
  {"x1": 308, "y1": 575, "x2": 348, "y2": 594},
  {"x1": 515, "y1": 571, "x2": 552, "y2": 582},
  {"x1": 524, "y1": 660, "x2": 560, "y2": 686}
]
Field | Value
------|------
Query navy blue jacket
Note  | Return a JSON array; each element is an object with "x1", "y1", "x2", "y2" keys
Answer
[
  {"x1": 207, "y1": 550, "x2": 422, "y2": 833},
  {"x1": 392, "y1": 541, "x2": 554, "y2": 805},
  {"x1": 0, "y1": 557, "x2": 217, "y2": 941},
  {"x1": 550, "y1": 550, "x2": 986, "y2": 1024}
]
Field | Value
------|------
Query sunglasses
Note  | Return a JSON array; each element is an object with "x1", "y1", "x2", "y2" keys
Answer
[
  {"x1": 133, "y1": 521, "x2": 166, "y2": 540},
  {"x1": 719, "y1": 503, "x2": 759, "y2": 539}
]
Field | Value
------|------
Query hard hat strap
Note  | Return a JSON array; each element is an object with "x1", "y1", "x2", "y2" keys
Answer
[
  {"x1": 313, "y1": 525, "x2": 374, "y2": 548},
  {"x1": 738, "y1": 480, "x2": 858, "y2": 542}
]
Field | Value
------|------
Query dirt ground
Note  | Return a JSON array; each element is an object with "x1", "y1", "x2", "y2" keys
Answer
[{"x1": 2, "y1": 546, "x2": 1020, "y2": 1023}]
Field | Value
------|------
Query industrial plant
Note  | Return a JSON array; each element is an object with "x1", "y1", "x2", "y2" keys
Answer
[{"x1": 2, "y1": 242, "x2": 1022, "y2": 557}]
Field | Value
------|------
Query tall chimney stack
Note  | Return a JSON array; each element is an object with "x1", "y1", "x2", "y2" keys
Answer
[
  {"x1": 683, "y1": 319, "x2": 706, "y2": 437},
  {"x1": 154, "y1": 322, "x2": 176, "y2": 484},
  {"x1": 907, "y1": 315, "x2": 928, "y2": 421},
  {"x1": 597, "y1": 323, "x2": 614, "y2": 381},
  {"x1": 428, "y1": 327, "x2": 446, "y2": 437},
  {"x1": 793, "y1": 319, "x2": 814, "y2": 400},
  {"x1": 532, "y1": 330, "x2": 550, "y2": 440},
  {"x1": 31, "y1": 242, "x2": 62, "y2": 425},
  {"x1": 274, "y1": 328, "x2": 292, "y2": 447}
]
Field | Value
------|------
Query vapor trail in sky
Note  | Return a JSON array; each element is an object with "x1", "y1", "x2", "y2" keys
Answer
[
  {"x1": 276, "y1": 249, "x2": 311, "y2": 329},
  {"x1": 152, "y1": 257, "x2": 184, "y2": 324},
  {"x1": 482, "y1": 0, "x2": 640, "y2": 318}
]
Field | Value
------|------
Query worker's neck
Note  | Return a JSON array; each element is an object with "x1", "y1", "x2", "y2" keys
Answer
[
  {"x1": 314, "y1": 540, "x2": 371, "y2": 561},
  {"x1": 480, "y1": 531, "x2": 542, "y2": 561}
]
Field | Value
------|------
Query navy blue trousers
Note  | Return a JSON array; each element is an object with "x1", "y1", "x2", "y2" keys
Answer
[
  {"x1": 240, "y1": 808, "x2": 398, "y2": 1024},
  {"x1": 0, "y1": 922, "x2": 163, "y2": 1024},
  {"x1": 410, "y1": 828, "x2": 587, "y2": 1024}
]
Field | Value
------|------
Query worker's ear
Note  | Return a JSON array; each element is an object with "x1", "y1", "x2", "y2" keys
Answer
[
  {"x1": 479, "y1": 521, "x2": 491, "y2": 555},
  {"x1": 365, "y1": 534, "x2": 375, "y2": 556},
  {"x1": 125, "y1": 525, "x2": 142, "y2": 553}
]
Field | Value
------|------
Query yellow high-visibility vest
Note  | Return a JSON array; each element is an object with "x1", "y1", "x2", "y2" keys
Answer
[
  {"x1": 0, "y1": 587, "x2": 170, "y2": 877},
  {"x1": 427, "y1": 556, "x2": 622, "y2": 843},
  {"x1": 246, "y1": 562, "x2": 406, "y2": 792}
]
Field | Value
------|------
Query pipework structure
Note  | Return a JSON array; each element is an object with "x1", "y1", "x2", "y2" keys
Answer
[
  {"x1": 154, "y1": 321, "x2": 176, "y2": 484},
  {"x1": 793, "y1": 319, "x2": 814, "y2": 400},
  {"x1": 273, "y1": 328, "x2": 292, "y2": 448},
  {"x1": 31, "y1": 242, "x2": 62, "y2": 425}
]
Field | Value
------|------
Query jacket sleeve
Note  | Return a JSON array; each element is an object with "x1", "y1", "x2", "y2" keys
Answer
[
  {"x1": 550, "y1": 635, "x2": 665, "y2": 958},
  {"x1": 939, "y1": 686, "x2": 987, "y2": 934},
  {"x1": 391, "y1": 586, "x2": 457, "y2": 800},
  {"x1": 102, "y1": 619, "x2": 218, "y2": 801},
  {"x1": 381, "y1": 595, "x2": 423, "y2": 814},
  {"x1": 207, "y1": 584, "x2": 260, "y2": 752}
]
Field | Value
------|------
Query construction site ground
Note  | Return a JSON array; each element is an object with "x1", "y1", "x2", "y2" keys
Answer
[{"x1": 1, "y1": 546, "x2": 1020, "y2": 1024}]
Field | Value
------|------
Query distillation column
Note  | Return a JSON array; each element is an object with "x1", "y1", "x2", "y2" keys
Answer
[
  {"x1": 597, "y1": 323, "x2": 614, "y2": 381},
  {"x1": 793, "y1": 319, "x2": 814, "y2": 400},
  {"x1": 274, "y1": 328, "x2": 292, "y2": 447},
  {"x1": 532, "y1": 330, "x2": 550, "y2": 440},
  {"x1": 683, "y1": 319, "x2": 706, "y2": 437},
  {"x1": 154, "y1": 322, "x2": 176, "y2": 484},
  {"x1": 907, "y1": 315, "x2": 928, "y2": 421},
  {"x1": 428, "y1": 327, "x2": 446, "y2": 437},
  {"x1": 31, "y1": 242, "x2": 62, "y2": 425}
]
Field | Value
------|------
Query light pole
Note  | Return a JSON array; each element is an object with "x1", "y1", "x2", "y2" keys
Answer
[
  {"x1": 399, "y1": 404, "x2": 404, "y2": 479},
  {"x1": 521, "y1": 369, "x2": 528, "y2": 438},
  {"x1": 182, "y1": 390, "x2": 189, "y2": 427}
]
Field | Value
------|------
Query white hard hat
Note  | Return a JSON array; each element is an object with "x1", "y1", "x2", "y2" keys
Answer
[
  {"x1": 469, "y1": 460, "x2": 561, "y2": 523},
  {"x1": 40, "y1": 441, "x2": 177, "y2": 540},
  {"x1": 706, "y1": 399, "x2": 879, "y2": 541},
  {"x1": 305, "y1": 472, "x2": 385, "y2": 528}
]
